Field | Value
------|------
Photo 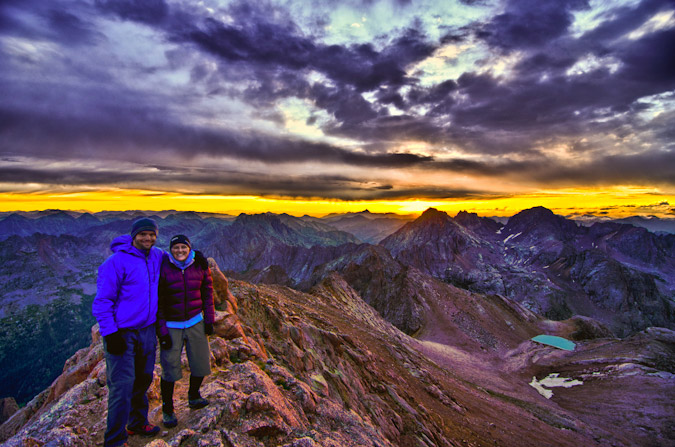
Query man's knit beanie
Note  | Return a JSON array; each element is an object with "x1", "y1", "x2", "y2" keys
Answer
[
  {"x1": 170, "y1": 234, "x2": 191, "y2": 250},
  {"x1": 131, "y1": 217, "x2": 158, "y2": 238}
]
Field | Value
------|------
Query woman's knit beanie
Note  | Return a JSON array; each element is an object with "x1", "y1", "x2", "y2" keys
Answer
[{"x1": 170, "y1": 234, "x2": 191, "y2": 250}]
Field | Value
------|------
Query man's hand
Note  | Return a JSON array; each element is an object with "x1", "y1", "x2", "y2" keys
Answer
[
  {"x1": 159, "y1": 334, "x2": 173, "y2": 350},
  {"x1": 104, "y1": 332, "x2": 127, "y2": 356}
]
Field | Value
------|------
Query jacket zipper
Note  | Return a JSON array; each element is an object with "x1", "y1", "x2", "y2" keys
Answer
[
  {"x1": 182, "y1": 268, "x2": 188, "y2": 321},
  {"x1": 146, "y1": 254, "x2": 152, "y2": 323}
]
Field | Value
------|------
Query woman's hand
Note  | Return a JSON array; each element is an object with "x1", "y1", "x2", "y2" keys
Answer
[{"x1": 159, "y1": 334, "x2": 173, "y2": 350}]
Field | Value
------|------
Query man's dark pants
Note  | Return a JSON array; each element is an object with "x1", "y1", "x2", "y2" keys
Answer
[{"x1": 103, "y1": 325, "x2": 157, "y2": 447}]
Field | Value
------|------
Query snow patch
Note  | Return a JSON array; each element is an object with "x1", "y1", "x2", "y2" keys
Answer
[
  {"x1": 503, "y1": 232, "x2": 522, "y2": 243},
  {"x1": 530, "y1": 373, "x2": 583, "y2": 399}
]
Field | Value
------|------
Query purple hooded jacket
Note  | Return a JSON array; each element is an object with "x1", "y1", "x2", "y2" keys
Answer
[
  {"x1": 92, "y1": 235, "x2": 163, "y2": 337},
  {"x1": 157, "y1": 251, "x2": 215, "y2": 337}
]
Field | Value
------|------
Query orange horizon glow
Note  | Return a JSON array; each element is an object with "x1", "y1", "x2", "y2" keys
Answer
[{"x1": 0, "y1": 186, "x2": 673, "y2": 219}]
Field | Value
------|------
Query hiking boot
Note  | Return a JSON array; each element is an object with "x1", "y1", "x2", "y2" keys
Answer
[
  {"x1": 188, "y1": 396, "x2": 209, "y2": 409},
  {"x1": 162, "y1": 411, "x2": 178, "y2": 428},
  {"x1": 126, "y1": 424, "x2": 160, "y2": 437}
]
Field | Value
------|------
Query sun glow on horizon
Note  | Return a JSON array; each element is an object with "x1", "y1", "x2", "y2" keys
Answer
[{"x1": 0, "y1": 186, "x2": 673, "y2": 220}]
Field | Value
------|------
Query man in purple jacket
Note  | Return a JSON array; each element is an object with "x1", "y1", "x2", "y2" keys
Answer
[{"x1": 92, "y1": 217, "x2": 163, "y2": 447}]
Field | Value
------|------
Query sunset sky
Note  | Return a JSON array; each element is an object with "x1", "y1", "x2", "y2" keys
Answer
[{"x1": 1, "y1": 0, "x2": 674, "y2": 218}]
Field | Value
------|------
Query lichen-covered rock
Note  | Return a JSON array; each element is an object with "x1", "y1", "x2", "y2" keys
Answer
[
  {"x1": 0, "y1": 398, "x2": 19, "y2": 425},
  {"x1": 210, "y1": 260, "x2": 238, "y2": 313},
  {"x1": 214, "y1": 310, "x2": 247, "y2": 340},
  {"x1": 280, "y1": 436, "x2": 318, "y2": 447},
  {"x1": 209, "y1": 337, "x2": 233, "y2": 367}
]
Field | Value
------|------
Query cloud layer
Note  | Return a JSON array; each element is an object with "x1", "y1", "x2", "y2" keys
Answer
[{"x1": 1, "y1": 0, "x2": 673, "y2": 201}]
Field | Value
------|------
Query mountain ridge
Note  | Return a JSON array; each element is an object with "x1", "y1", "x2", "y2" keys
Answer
[
  {"x1": 1, "y1": 259, "x2": 672, "y2": 446},
  {"x1": 0, "y1": 206, "x2": 673, "y2": 412},
  {"x1": 381, "y1": 208, "x2": 674, "y2": 337}
]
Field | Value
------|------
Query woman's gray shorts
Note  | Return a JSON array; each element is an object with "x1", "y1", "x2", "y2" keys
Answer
[{"x1": 160, "y1": 320, "x2": 211, "y2": 382}]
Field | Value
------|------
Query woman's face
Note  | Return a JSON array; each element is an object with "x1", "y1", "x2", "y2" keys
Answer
[{"x1": 171, "y1": 243, "x2": 190, "y2": 262}]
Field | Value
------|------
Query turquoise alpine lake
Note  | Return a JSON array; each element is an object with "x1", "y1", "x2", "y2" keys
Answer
[{"x1": 532, "y1": 335, "x2": 576, "y2": 351}]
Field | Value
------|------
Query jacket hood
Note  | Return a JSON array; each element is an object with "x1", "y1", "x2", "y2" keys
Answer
[{"x1": 110, "y1": 234, "x2": 147, "y2": 257}]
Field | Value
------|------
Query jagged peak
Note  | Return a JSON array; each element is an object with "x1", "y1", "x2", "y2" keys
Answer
[
  {"x1": 381, "y1": 208, "x2": 455, "y2": 243},
  {"x1": 503, "y1": 206, "x2": 580, "y2": 241},
  {"x1": 171, "y1": 211, "x2": 202, "y2": 219},
  {"x1": 506, "y1": 206, "x2": 563, "y2": 228},
  {"x1": 235, "y1": 212, "x2": 283, "y2": 223},
  {"x1": 454, "y1": 210, "x2": 480, "y2": 225},
  {"x1": 1, "y1": 213, "x2": 30, "y2": 222},
  {"x1": 455, "y1": 210, "x2": 477, "y2": 218},
  {"x1": 76, "y1": 212, "x2": 98, "y2": 220},
  {"x1": 416, "y1": 207, "x2": 451, "y2": 223},
  {"x1": 37, "y1": 210, "x2": 76, "y2": 220},
  {"x1": 513, "y1": 206, "x2": 556, "y2": 219}
]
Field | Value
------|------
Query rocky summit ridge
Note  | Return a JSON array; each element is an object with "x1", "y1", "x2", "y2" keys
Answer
[{"x1": 1, "y1": 258, "x2": 673, "y2": 447}]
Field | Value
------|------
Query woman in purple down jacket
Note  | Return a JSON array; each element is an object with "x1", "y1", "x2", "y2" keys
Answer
[{"x1": 157, "y1": 234, "x2": 215, "y2": 428}]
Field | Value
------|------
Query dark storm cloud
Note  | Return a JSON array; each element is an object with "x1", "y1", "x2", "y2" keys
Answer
[
  {"x1": 172, "y1": 9, "x2": 435, "y2": 93},
  {"x1": 95, "y1": 0, "x2": 169, "y2": 25},
  {"x1": 580, "y1": 0, "x2": 671, "y2": 44},
  {"x1": 407, "y1": 80, "x2": 457, "y2": 106},
  {"x1": 531, "y1": 150, "x2": 675, "y2": 186},
  {"x1": 0, "y1": 0, "x2": 101, "y2": 45},
  {"x1": 446, "y1": 72, "x2": 599, "y2": 133},
  {"x1": 375, "y1": 0, "x2": 675, "y2": 161},
  {"x1": 0, "y1": 103, "x2": 431, "y2": 168},
  {"x1": 89, "y1": 0, "x2": 437, "y2": 145},
  {"x1": 0, "y1": 166, "x2": 143, "y2": 186},
  {"x1": 1, "y1": 0, "x2": 674, "y2": 200},
  {"x1": 480, "y1": 0, "x2": 590, "y2": 51},
  {"x1": 0, "y1": 163, "x2": 473, "y2": 201},
  {"x1": 430, "y1": 158, "x2": 540, "y2": 176},
  {"x1": 183, "y1": 17, "x2": 313, "y2": 69},
  {"x1": 46, "y1": 9, "x2": 101, "y2": 44},
  {"x1": 309, "y1": 83, "x2": 381, "y2": 127},
  {"x1": 618, "y1": 29, "x2": 675, "y2": 85},
  {"x1": 334, "y1": 114, "x2": 445, "y2": 146},
  {"x1": 425, "y1": 149, "x2": 675, "y2": 187}
]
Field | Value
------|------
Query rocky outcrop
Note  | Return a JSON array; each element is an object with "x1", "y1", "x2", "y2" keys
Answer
[
  {"x1": 3, "y1": 259, "x2": 673, "y2": 447},
  {"x1": 453, "y1": 210, "x2": 503, "y2": 238},
  {"x1": 0, "y1": 398, "x2": 18, "y2": 425}
]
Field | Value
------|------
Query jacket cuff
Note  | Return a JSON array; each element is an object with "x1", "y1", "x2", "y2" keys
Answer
[
  {"x1": 100, "y1": 325, "x2": 119, "y2": 337},
  {"x1": 157, "y1": 323, "x2": 169, "y2": 337}
]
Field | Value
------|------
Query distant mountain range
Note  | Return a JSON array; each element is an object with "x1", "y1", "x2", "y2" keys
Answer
[
  {"x1": 0, "y1": 207, "x2": 673, "y2": 406},
  {"x1": 381, "y1": 207, "x2": 674, "y2": 337},
  {"x1": 572, "y1": 214, "x2": 675, "y2": 235}
]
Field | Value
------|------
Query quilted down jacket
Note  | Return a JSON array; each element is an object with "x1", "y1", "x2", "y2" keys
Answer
[{"x1": 157, "y1": 250, "x2": 215, "y2": 337}]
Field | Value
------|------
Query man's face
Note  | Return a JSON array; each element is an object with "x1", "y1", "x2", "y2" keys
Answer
[{"x1": 132, "y1": 231, "x2": 157, "y2": 251}]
